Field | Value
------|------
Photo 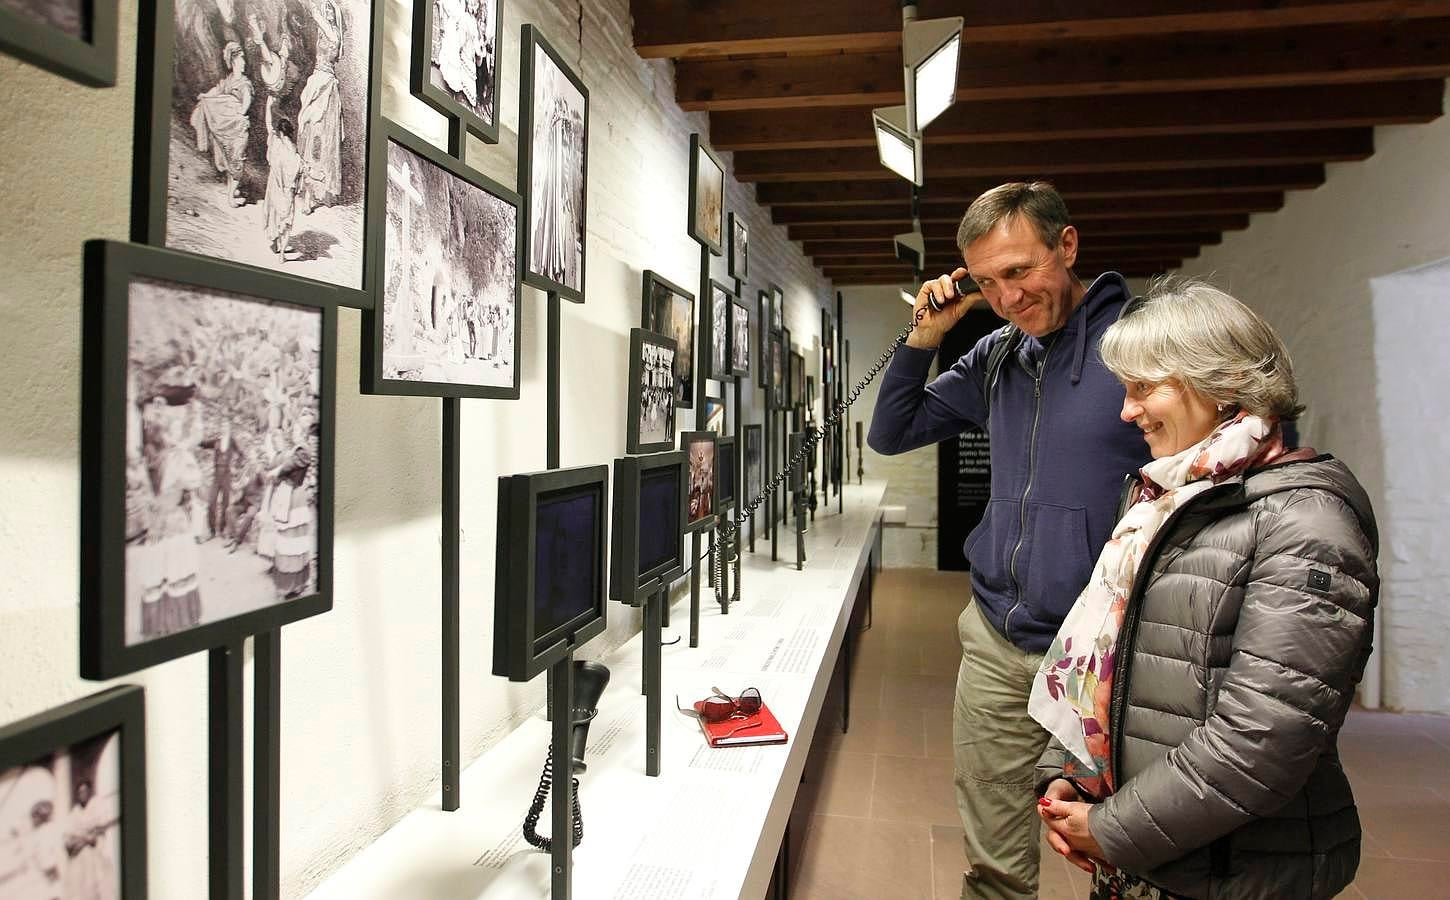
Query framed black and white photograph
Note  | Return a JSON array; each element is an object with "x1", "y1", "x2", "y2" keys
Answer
[
  {"x1": 682, "y1": 431, "x2": 717, "y2": 532},
  {"x1": 716, "y1": 435, "x2": 736, "y2": 512},
  {"x1": 791, "y1": 350, "x2": 805, "y2": 411},
  {"x1": 0, "y1": 0, "x2": 117, "y2": 85},
  {"x1": 727, "y1": 212, "x2": 748, "y2": 281},
  {"x1": 704, "y1": 279, "x2": 734, "y2": 382},
  {"x1": 756, "y1": 290, "x2": 770, "y2": 390},
  {"x1": 703, "y1": 397, "x2": 725, "y2": 435},
  {"x1": 0, "y1": 687, "x2": 147, "y2": 900},
  {"x1": 769, "y1": 331, "x2": 785, "y2": 409},
  {"x1": 626, "y1": 328, "x2": 677, "y2": 454},
  {"x1": 609, "y1": 451, "x2": 686, "y2": 607},
  {"x1": 730, "y1": 296, "x2": 751, "y2": 378},
  {"x1": 640, "y1": 270, "x2": 694, "y2": 410},
  {"x1": 781, "y1": 326, "x2": 793, "y2": 407},
  {"x1": 493, "y1": 465, "x2": 609, "y2": 681},
  {"x1": 519, "y1": 24, "x2": 588, "y2": 302},
  {"x1": 687, "y1": 133, "x2": 724, "y2": 255},
  {"x1": 743, "y1": 424, "x2": 762, "y2": 509},
  {"x1": 770, "y1": 284, "x2": 784, "y2": 331},
  {"x1": 361, "y1": 124, "x2": 519, "y2": 398},
  {"x1": 820, "y1": 307, "x2": 833, "y2": 388},
  {"x1": 410, "y1": 0, "x2": 499, "y2": 141},
  {"x1": 80, "y1": 240, "x2": 336, "y2": 679},
  {"x1": 132, "y1": 0, "x2": 382, "y2": 308}
]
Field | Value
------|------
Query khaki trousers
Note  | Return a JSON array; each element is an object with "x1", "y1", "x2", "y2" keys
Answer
[{"x1": 954, "y1": 601, "x2": 1052, "y2": 900}]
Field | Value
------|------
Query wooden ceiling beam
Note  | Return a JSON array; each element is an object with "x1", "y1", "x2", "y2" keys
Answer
[
  {"x1": 759, "y1": 169, "x2": 1324, "y2": 205},
  {"x1": 825, "y1": 265, "x2": 1179, "y2": 284},
  {"x1": 772, "y1": 192, "x2": 1283, "y2": 226},
  {"x1": 802, "y1": 237, "x2": 1217, "y2": 256},
  {"x1": 736, "y1": 130, "x2": 1372, "y2": 182},
  {"x1": 633, "y1": 1, "x2": 1450, "y2": 59},
  {"x1": 710, "y1": 81, "x2": 1443, "y2": 151},
  {"x1": 789, "y1": 216, "x2": 1249, "y2": 242},
  {"x1": 811, "y1": 246, "x2": 1200, "y2": 266}
]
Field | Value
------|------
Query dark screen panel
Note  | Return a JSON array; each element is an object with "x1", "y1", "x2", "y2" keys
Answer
[
  {"x1": 719, "y1": 443, "x2": 735, "y2": 503},
  {"x1": 638, "y1": 465, "x2": 680, "y2": 573},
  {"x1": 533, "y1": 484, "x2": 600, "y2": 647}
]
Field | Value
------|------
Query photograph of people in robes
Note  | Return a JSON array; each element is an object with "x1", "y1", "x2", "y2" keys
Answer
[
  {"x1": 526, "y1": 41, "x2": 586, "y2": 294},
  {"x1": 427, "y1": 0, "x2": 495, "y2": 127},
  {"x1": 731, "y1": 298, "x2": 750, "y2": 377},
  {"x1": 636, "y1": 339, "x2": 676, "y2": 447},
  {"x1": 710, "y1": 284, "x2": 731, "y2": 380},
  {"x1": 686, "y1": 437, "x2": 715, "y2": 524},
  {"x1": 380, "y1": 139, "x2": 516, "y2": 389},
  {"x1": 643, "y1": 276, "x2": 693, "y2": 408},
  {"x1": 0, "y1": 731, "x2": 122, "y2": 900},
  {"x1": 124, "y1": 277, "x2": 322, "y2": 647},
  {"x1": 692, "y1": 144, "x2": 723, "y2": 249},
  {"x1": 162, "y1": 0, "x2": 371, "y2": 288}
]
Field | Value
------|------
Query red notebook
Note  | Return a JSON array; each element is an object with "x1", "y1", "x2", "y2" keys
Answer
[{"x1": 692, "y1": 700, "x2": 790, "y2": 747}]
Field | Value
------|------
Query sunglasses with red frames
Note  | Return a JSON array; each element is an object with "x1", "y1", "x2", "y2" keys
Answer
[{"x1": 676, "y1": 686, "x2": 763, "y2": 723}]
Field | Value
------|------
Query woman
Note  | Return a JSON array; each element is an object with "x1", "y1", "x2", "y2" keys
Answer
[
  {"x1": 1030, "y1": 277, "x2": 1377, "y2": 899},
  {"x1": 296, "y1": 0, "x2": 344, "y2": 212},
  {"x1": 189, "y1": 41, "x2": 253, "y2": 208}
]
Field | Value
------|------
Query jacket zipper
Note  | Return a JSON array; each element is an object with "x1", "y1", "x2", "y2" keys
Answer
[{"x1": 1003, "y1": 338, "x2": 1056, "y2": 643}]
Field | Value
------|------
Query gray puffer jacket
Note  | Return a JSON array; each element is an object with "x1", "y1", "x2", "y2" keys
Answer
[{"x1": 1036, "y1": 454, "x2": 1378, "y2": 899}]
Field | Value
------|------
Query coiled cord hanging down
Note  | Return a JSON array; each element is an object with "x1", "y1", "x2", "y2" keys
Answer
[
  {"x1": 521, "y1": 747, "x2": 583, "y2": 852},
  {"x1": 710, "y1": 307, "x2": 927, "y2": 600}
]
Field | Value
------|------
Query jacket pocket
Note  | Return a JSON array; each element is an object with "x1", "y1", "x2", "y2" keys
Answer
[
  {"x1": 1016, "y1": 502, "x2": 1092, "y2": 624},
  {"x1": 963, "y1": 498, "x2": 1017, "y2": 600}
]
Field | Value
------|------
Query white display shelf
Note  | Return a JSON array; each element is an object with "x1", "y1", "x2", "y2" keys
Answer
[{"x1": 307, "y1": 481, "x2": 886, "y2": 900}]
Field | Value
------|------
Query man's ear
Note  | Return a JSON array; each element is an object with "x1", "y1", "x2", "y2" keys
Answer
[{"x1": 1058, "y1": 225, "x2": 1079, "y2": 269}]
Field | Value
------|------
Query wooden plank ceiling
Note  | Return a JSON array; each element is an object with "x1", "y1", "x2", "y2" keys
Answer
[{"x1": 631, "y1": 0, "x2": 1450, "y2": 285}]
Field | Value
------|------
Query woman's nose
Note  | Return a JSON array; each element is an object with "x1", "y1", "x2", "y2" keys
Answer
[{"x1": 1120, "y1": 396, "x2": 1140, "y2": 423}]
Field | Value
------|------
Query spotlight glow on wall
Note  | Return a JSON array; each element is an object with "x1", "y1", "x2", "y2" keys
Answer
[
  {"x1": 872, "y1": 106, "x2": 922, "y2": 185},
  {"x1": 903, "y1": 15, "x2": 964, "y2": 134},
  {"x1": 901, "y1": 288, "x2": 916, "y2": 306}
]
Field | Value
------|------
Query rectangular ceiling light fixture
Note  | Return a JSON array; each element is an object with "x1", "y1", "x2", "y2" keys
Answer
[
  {"x1": 903, "y1": 15, "x2": 964, "y2": 134},
  {"x1": 893, "y1": 229, "x2": 925, "y2": 271},
  {"x1": 872, "y1": 105, "x2": 922, "y2": 185}
]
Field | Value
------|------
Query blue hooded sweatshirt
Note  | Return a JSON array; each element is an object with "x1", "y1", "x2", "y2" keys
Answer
[{"x1": 868, "y1": 272, "x2": 1151, "y2": 652}]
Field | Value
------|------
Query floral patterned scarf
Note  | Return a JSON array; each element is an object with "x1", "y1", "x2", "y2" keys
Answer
[{"x1": 1028, "y1": 412, "x2": 1285, "y2": 799}]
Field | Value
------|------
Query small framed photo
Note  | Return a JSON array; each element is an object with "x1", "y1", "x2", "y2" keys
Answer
[
  {"x1": 0, "y1": 686, "x2": 147, "y2": 899},
  {"x1": 80, "y1": 240, "x2": 336, "y2": 679},
  {"x1": 730, "y1": 296, "x2": 751, "y2": 379},
  {"x1": 770, "y1": 284, "x2": 784, "y2": 331},
  {"x1": 0, "y1": 0, "x2": 117, "y2": 85},
  {"x1": 640, "y1": 270, "x2": 695, "y2": 410},
  {"x1": 791, "y1": 350, "x2": 805, "y2": 410},
  {"x1": 769, "y1": 331, "x2": 785, "y2": 409},
  {"x1": 743, "y1": 424, "x2": 762, "y2": 508},
  {"x1": 609, "y1": 450, "x2": 686, "y2": 606},
  {"x1": 756, "y1": 290, "x2": 771, "y2": 390},
  {"x1": 361, "y1": 123, "x2": 520, "y2": 399},
  {"x1": 727, "y1": 212, "x2": 748, "y2": 280},
  {"x1": 821, "y1": 308, "x2": 833, "y2": 386},
  {"x1": 781, "y1": 327, "x2": 794, "y2": 406},
  {"x1": 493, "y1": 465, "x2": 609, "y2": 682},
  {"x1": 703, "y1": 396, "x2": 725, "y2": 435},
  {"x1": 131, "y1": 0, "x2": 383, "y2": 308},
  {"x1": 627, "y1": 328, "x2": 677, "y2": 454},
  {"x1": 716, "y1": 435, "x2": 737, "y2": 512},
  {"x1": 687, "y1": 134, "x2": 725, "y2": 255},
  {"x1": 410, "y1": 0, "x2": 500, "y2": 142},
  {"x1": 704, "y1": 279, "x2": 735, "y2": 382},
  {"x1": 519, "y1": 23, "x2": 589, "y2": 302},
  {"x1": 682, "y1": 430, "x2": 717, "y2": 533}
]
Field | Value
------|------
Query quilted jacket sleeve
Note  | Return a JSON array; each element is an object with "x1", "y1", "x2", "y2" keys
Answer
[{"x1": 1088, "y1": 488, "x2": 1377, "y2": 873}]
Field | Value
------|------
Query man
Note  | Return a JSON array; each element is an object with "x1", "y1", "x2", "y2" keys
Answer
[{"x1": 868, "y1": 182, "x2": 1150, "y2": 899}]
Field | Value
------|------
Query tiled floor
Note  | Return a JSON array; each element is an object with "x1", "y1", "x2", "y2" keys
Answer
[{"x1": 791, "y1": 568, "x2": 1450, "y2": 900}]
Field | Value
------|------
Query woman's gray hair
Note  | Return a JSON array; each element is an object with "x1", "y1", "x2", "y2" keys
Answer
[{"x1": 1100, "y1": 275, "x2": 1304, "y2": 420}]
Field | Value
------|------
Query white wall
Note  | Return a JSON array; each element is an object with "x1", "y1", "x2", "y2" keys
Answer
[
  {"x1": 1176, "y1": 81, "x2": 1450, "y2": 714},
  {"x1": 0, "y1": 0, "x2": 834, "y2": 895}
]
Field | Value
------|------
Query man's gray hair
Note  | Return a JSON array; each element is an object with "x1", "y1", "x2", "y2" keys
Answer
[
  {"x1": 956, "y1": 182, "x2": 1072, "y2": 252},
  {"x1": 1100, "y1": 275, "x2": 1304, "y2": 420}
]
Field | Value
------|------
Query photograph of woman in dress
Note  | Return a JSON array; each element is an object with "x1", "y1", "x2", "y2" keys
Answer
[{"x1": 526, "y1": 37, "x2": 586, "y2": 295}]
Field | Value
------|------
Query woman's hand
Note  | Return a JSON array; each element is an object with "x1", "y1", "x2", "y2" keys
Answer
[{"x1": 1039, "y1": 786, "x2": 1104, "y2": 874}]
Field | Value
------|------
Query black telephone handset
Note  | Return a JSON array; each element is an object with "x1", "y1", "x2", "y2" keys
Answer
[
  {"x1": 522, "y1": 660, "x2": 611, "y2": 852},
  {"x1": 925, "y1": 277, "x2": 979, "y2": 312}
]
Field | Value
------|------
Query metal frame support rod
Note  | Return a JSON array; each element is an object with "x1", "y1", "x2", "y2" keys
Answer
[
  {"x1": 442, "y1": 397, "x2": 461, "y2": 811},
  {"x1": 689, "y1": 531, "x2": 702, "y2": 647},
  {"x1": 208, "y1": 642, "x2": 244, "y2": 900},
  {"x1": 548, "y1": 654, "x2": 574, "y2": 900},
  {"x1": 545, "y1": 290, "x2": 562, "y2": 719},
  {"x1": 253, "y1": 631, "x2": 281, "y2": 900},
  {"x1": 644, "y1": 586, "x2": 664, "y2": 777}
]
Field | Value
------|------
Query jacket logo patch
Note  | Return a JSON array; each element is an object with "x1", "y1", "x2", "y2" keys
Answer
[{"x1": 1308, "y1": 570, "x2": 1332, "y2": 593}]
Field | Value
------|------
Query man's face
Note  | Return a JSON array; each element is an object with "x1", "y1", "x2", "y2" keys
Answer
[{"x1": 964, "y1": 215, "x2": 1079, "y2": 338}]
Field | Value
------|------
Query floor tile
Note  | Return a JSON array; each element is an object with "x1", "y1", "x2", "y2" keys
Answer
[
  {"x1": 881, "y1": 672, "x2": 957, "y2": 711},
  {"x1": 1353, "y1": 781, "x2": 1450, "y2": 862},
  {"x1": 1349, "y1": 856, "x2": 1450, "y2": 899},
  {"x1": 871, "y1": 754, "x2": 959, "y2": 827},
  {"x1": 824, "y1": 704, "x2": 928, "y2": 758},
  {"x1": 852, "y1": 630, "x2": 925, "y2": 675},
  {"x1": 798, "y1": 751, "x2": 876, "y2": 819},
  {"x1": 1339, "y1": 730, "x2": 1450, "y2": 789},
  {"x1": 793, "y1": 814, "x2": 933, "y2": 900},
  {"x1": 849, "y1": 668, "x2": 885, "y2": 710},
  {"x1": 929, "y1": 824, "x2": 966, "y2": 900},
  {"x1": 925, "y1": 705, "x2": 954, "y2": 760}
]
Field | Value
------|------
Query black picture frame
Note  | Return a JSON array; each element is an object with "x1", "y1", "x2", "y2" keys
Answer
[
  {"x1": 0, "y1": 686, "x2": 147, "y2": 898},
  {"x1": 640, "y1": 269, "x2": 695, "y2": 410},
  {"x1": 768, "y1": 330, "x2": 786, "y2": 409},
  {"x1": 0, "y1": 0, "x2": 117, "y2": 86},
  {"x1": 410, "y1": 0, "x2": 501, "y2": 142},
  {"x1": 756, "y1": 290, "x2": 771, "y2": 390},
  {"x1": 493, "y1": 465, "x2": 609, "y2": 682},
  {"x1": 703, "y1": 396, "x2": 725, "y2": 435},
  {"x1": 80, "y1": 240, "x2": 337, "y2": 680},
  {"x1": 682, "y1": 430, "x2": 718, "y2": 533},
  {"x1": 716, "y1": 435, "x2": 737, "y2": 511},
  {"x1": 360, "y1": 122, "x2": 521, "y2": 399},
  {"x1": 730, "y1": 296, "x2": 751, "y2": 379},
  {"x1": 518, "y1": 23, "x2": 589, "y2": 303},
  {"x1": 703, "y1": 278, "x2": 735, "y2": 383},
  {"x1": 781, "y1": 326, "x2": 794, "y2": 407},
  {"x1": 821, "y1": 307, "x2": 833, "y2": 387},
  {"x1": 743, "y1": 423, "x2": 762, "y2": 507},
  {"x1": 687, "y1": 133, "x2": 725, "y2": 256},
  {"x1": 626, "y1": 327, "x2": 678, "y2": 454},
  {"x1": 791, "y1": 349, "x2": 805, "y2": 412},
  {"x1": 608, "y1": 450, "x2": 686, "y2": 607},
  {"x1": 727, "y1": 211, "x2": 749, "y2": 280},
  {"x1": 130, "y1": 0, "x2": 383, "y2": 310},
  {"x1": 770, "y1": 283, "x2": 784, "y2": 331}
]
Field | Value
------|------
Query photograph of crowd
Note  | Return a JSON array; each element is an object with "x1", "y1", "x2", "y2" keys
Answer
[
  {"x1": 709, "y1": 283, "x2": 731, "y2": 381},
  {"x1": 685, "y1": 434, "x2": 716, "y2": 525},
  {"x1": 731, "y1": 298, "x2": 750, "y2": 377},
  {"x1": 0, "y1": 731, "x2": 122, "y2": 899},
  {"x1": 525, "y1": 34, "x2": 586, "y2": 296},
  {"x1": 379, "y1": 137, "x2": 516, "y2": 391},
  {"x1": 156, "y1": 0, "x2": 372, "y2": 290},
  {"x1": 728, "y1": 212, "x2": 748, "y2": 280},
  {"x1": 689, "y1": 136, "x2": 723, "y2": 251},
  {"x1": 642, "y1": 272, "x2": 694, "y2": 408},
  {"x1": 426, "y1": 0, "x2": 496, "y2": 129},
  {"x1": 124, "y1": 277, "x2": 322, "y2": 647},
  {"x1": 632, "y1": 331, "x2": 677, "y2": 450}
]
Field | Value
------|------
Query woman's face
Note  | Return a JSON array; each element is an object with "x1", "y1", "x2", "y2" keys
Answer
[{"x1": 1120, "y1": 379, "x2": 1221, "y2": 458}]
